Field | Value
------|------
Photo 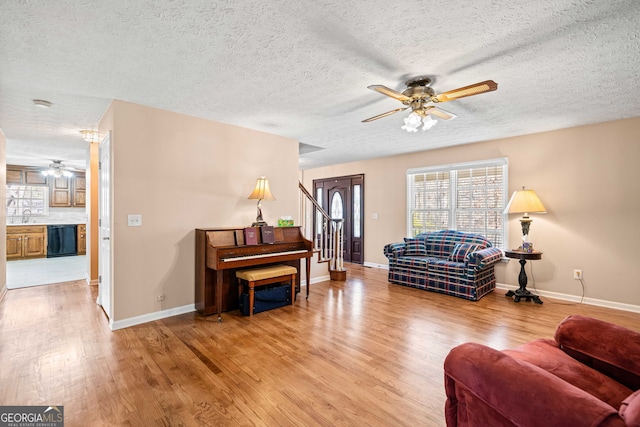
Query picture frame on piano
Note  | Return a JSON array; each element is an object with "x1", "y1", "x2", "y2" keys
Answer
[{"x1": 243, "y1": 227, "x2": 259, "y2": 245}]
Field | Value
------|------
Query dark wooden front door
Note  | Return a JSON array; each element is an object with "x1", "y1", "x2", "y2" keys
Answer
[{"x1": 313, "y1": 174, "x2": 364, "y2": 264}]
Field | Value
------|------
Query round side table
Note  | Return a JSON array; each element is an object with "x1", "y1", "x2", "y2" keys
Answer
[{"x1": 504, "y1": 250, "x2": 543, "y2": 304}]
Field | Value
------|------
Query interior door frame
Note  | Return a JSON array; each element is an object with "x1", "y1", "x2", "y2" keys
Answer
[
  {"x1": 313, "y1": 174, "x2": 364, "y2": 264},
  {"x1": 97, "y1": 131, "x2": 113, "y2": 323}
]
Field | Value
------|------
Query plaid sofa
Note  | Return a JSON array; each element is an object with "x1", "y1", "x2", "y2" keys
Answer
[{"x1": 383, "y1": 230, "x2": 504, "y2": 301}]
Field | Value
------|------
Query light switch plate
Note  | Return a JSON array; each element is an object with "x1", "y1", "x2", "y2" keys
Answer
[{"x1": 128, "y1": 214, "x2": 142, "y2": 227}]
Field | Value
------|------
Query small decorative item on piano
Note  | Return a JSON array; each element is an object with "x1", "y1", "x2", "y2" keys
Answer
[
  {"x1": 278, "y1": 216, "x2": 294, "y2": 227},
  {"x1": 243, "y1": 227, "x2": 259, "y2": 245},
  {"x1": 260, "y1": 226, "x2": 275, "y2": 244}
]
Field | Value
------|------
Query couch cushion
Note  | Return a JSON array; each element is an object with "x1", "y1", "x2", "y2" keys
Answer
[
  {"x1": 403, "y1": 237, "x2": 427, "y2": 256},
  {"x1": 555, "y1": 315, "x2": 640, "y2": 391},
  {"x1": 449, "y1": 243, "x2": 480, "y2": 262},
  {"x1": 395, "y1": 256, "x2": 432, "y2": 269},
  {"x1": 422, "y1": 230, "x2": 489, "y2": 259},
  {"x1": 445, "y1": 342, "x2": 624, "y2": 427},
  {"x1": 503, "y1": 338, "x2": 633, "y2": 409},
  {"x1": 427, "y1": 258, "x2": 467, "y2": 276},
  {"x1": 620, "y1": 389, "x2": 640, "y2": 427}
]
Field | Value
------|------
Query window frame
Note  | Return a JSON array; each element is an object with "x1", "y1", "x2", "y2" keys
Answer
[
  {"x1": 406, "y1": 157, "x2": 509, "y2": 249},
  {"x1": 6, "y1": 183, "x2": 50, "y2": 219}
]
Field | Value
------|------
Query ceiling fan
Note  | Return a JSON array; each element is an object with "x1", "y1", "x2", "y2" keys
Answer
[
  {"x1": 41, "y1": 160, "x2": 75, "y2": 178},
  {"x1": 362, "y1": 76, "x2": 498, "y2": 131}
]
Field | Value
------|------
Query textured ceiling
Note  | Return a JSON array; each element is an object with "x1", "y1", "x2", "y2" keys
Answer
[{"x1": 1, "y1": 0, "x2": 639, "y2": 171}]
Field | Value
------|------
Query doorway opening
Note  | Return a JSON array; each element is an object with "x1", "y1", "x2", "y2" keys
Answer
[{"x1": 313, "y1": 174, "x2": 364, "y2": 264}]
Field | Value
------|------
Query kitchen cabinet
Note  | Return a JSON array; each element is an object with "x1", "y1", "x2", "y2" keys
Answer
[
  {"x1": 7, "y1": 167, "x2": 24, "y2": 184},
  {"x1": 6, "y1": 225, "x2": 47, "y2": 260},
  {"x1": 50, "y1": 176, "x2": 72, "y2": 206},
  {"x1": 77, "y1": 224, "x2": 86, "y2": 255},
  {"x1": 74, "y1": 174, "x2": 86, "y2": 207},
  {"x1": 25, "y1": 170, "x2": 47, "y2": 185},
  {"x1": 49, "y1": 172, "x2": 85, "y2": 207},
  {"x1": 6, "y1": 166, "x2": 47, "y2": 185}
]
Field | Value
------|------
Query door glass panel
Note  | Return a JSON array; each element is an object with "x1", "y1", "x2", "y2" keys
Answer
[
  {"x1": 353, "y1": 185, "x2": 361, "y2": 238},
  {"x1": 331, "y1": 192, "x2": 344, "y2": 219},
  {"x1": 316, "y1": 188, "x2": 323, "y2": 234}
]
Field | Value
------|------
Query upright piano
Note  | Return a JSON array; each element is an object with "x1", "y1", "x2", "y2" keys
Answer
[{"x1": 195, "y1": 226, "x2": 314, "y2": 318}]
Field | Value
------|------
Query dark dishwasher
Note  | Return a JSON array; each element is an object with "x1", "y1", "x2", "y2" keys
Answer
[{"x1": 47, "y1": 225, "x2": 77, "y2": 257}]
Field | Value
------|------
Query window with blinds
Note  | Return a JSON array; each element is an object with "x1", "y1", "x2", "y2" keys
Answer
[{"x1": 407, "y1": 158, "x2": 508, "y2": 248}]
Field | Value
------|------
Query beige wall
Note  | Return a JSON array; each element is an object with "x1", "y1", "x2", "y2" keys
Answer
[
  {"x1": 99, "y1": 100, "x2": 299, "y2": 322},
  {"x1": 302, "y1": 117, "x2": 640, "y2": 307}
]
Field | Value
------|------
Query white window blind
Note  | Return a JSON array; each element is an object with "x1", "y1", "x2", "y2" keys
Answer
[{"x1": 407, "y1": 158, "x2": 508, "y2": 248}]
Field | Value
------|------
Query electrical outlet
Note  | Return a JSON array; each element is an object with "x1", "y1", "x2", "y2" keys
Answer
[
  {"x1": 573, "y1": 269, "x2": 583, "y2": 280},
  {"x1": 156, "y1": 295, "x2": 164, "y2": 301}
]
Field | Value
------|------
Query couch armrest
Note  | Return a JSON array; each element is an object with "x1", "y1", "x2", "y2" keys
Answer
[
  {"x1": 466, "y1": 247, "x2": 503, "y2": 270},
  {"x1": 444, "y1": 343, "x2": 625, "y2": 427},
  {"x1": 555, "y1": 315, "x2": 640, "y2": 390},
  {"x1": 383, "y1": 242, "x2": 406, "y2": 259}
]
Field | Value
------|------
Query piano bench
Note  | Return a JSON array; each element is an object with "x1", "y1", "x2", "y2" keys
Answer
[{"x1": 236, "y1": 265, "x2": 297, "y2": 316}]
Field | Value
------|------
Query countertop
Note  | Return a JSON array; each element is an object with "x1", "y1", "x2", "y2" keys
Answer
[{"x1": 7, "y1": 222, "x2": 86, "y2": 226}]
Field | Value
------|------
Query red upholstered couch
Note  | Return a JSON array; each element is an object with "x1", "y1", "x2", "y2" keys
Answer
[{"x1": 444, "y1": 315, "x2": 640, "y2": 427}]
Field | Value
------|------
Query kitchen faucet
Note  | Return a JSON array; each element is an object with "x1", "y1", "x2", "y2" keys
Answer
[{"x1": 22, "y1": 209, "x2": 31, "y2": 223}]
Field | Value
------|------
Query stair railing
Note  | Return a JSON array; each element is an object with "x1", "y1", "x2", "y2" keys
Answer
[{"x1": 298, "y1": 182, "x2": 345, "y2": 274}]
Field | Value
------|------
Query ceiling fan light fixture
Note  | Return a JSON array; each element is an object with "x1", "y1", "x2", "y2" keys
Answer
[
  {"x1": 401, "y1": 111, "x2": 437, "y2": 132},
  {"x1": 401, "y1": 112, "x2": 423, "y2": 132},
  {"x1": 422, "y1": 115, "x2": 437, "y2": 130},
  {"x1": 41, "y1": 160, "x2": 73, "y2": 178}
]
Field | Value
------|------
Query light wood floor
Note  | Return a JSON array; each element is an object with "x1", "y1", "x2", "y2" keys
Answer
[{"x1": 1, "y1": 264, "x2": 639, "y2": 426}]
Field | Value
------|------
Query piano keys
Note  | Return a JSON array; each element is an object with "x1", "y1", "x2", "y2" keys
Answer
[{"x1": 195, "y1": 226, "x2": 314, "y2": 318}]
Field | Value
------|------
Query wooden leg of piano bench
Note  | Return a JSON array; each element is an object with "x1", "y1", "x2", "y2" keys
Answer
[
  {"x1": 290, "y1": 274, "x2": 296, "y2": 306},
  {"x1": 248, "y1": 281, "x2": 256, "y2": 316}
]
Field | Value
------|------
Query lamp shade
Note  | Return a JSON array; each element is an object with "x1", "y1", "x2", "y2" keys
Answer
[
  {"x1": 504, "y1": 188, "x2": 546, "y2": 214},
  {"x1": 247, "y1": 177, "x2": 275, "y2": 201}
]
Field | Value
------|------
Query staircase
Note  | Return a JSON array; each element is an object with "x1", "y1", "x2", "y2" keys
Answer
[{"x1": 298, "y1": 182, "x2": 346, "y2": 280}]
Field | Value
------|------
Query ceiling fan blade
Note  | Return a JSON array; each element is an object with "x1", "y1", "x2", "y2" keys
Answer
[
  {"x1": 433, "y1": 80, "x2": 498, "y2": 103},
  {"x1": 362, "y1": 107, "x2": 408, "y2": 123},
  {"x1": 426, "y1": 106, "x2": 457, "y2": 120},
  {"x1": 367, "y1": 85, "x2": 412, "y2": 102}
]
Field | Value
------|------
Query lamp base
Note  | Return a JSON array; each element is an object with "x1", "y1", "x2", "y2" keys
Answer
[
  {"x1": 252, "y1": 220, "x2": 268, "y2": 227},
  {"x1": 519, "y1": 216, "x2": 532, "y2": 237}
]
